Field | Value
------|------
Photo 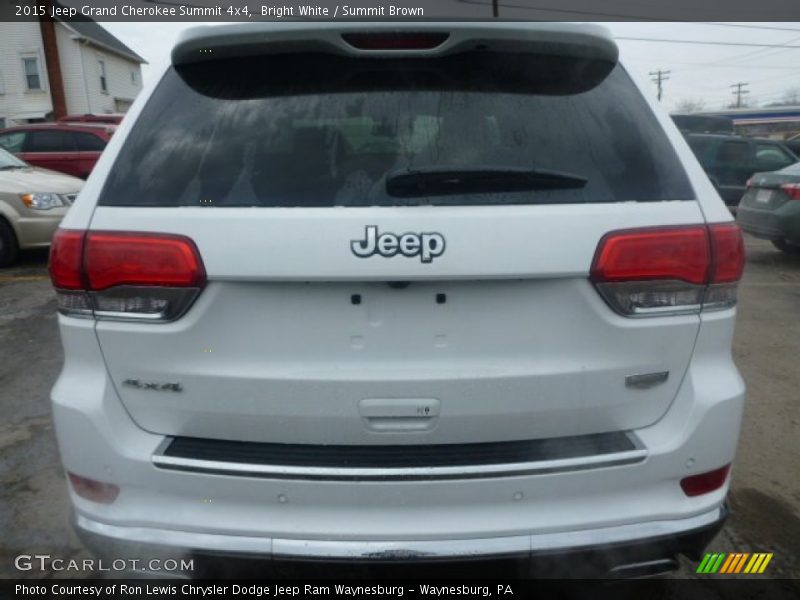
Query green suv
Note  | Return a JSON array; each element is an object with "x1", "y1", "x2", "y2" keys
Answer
[{"x1": 686, "y1": 134, "x2": 797, "y2": 210}]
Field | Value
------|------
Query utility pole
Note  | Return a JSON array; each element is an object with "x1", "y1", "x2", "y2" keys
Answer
[
  {"x1": 649, "y1": 69, "x2": 671, "y2": 101},
  {"x1": 38, "y1": 0, "x2": 67, "y2": 120},
  {"x1": 730, "y1": 82, "x2": 750, "y2": 108}
]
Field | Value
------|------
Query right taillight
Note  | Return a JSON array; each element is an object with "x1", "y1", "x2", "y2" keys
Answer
[
  {"x1": 591, "y1": 224, "x2": 744, "y2": 317},
  {"x1": 680, "y1": 464, "x2": 731, "y2": 497},
  {"x1": 780, "y1": 183, "x2": 800, "y2": 200},
  {"x1": 49, "y1": 229, "x2": 206, "y2": 322},
  {"x1": 705, "y1": 223, "x2": 746, "y2": 311}
]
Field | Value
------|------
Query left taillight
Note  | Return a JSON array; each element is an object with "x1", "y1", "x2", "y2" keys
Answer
[
  {"x1": 49, "y1": 229, "x2": 206, "y2": 322},
  {"x1": 68, "y1": 472, "x2": 119, "y2": 504}
]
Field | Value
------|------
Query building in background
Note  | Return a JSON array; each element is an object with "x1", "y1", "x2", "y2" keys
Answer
[
  {"x1": 0, "y1": 19, "x2": 145, "y2": 129},
  {"x1": 696, "y1": 107, "x2": 800, "y2": 140}
]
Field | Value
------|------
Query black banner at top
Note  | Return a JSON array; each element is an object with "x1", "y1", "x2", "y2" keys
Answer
[{"x1": 3, "y1": 0, "x2": 800, "y2": 22}]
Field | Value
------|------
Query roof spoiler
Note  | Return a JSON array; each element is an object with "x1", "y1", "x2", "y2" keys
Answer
[{"x1": 171, "y1": 22, "x2": 618, "y2": 67}]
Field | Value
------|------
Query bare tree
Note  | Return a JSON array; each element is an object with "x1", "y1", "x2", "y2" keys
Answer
[
  {"x1": 780, "y1": 88, "x2": 800, "y2": 106},
  {"x1": 675, "y1": 98, "x2": 707, "y2": 113},
  {"x1": 726, "y1": 98, "x2": 756, "y2": 109}
]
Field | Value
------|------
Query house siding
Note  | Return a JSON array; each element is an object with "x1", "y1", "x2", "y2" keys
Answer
[
  {"x1": 57, "y1": 23, "x2": 143, "y2": 116},
  {"x1": 0, "y1": 22, "x2": 143, "y2": 127},
  {"x1": 0, "y1": 22, "x2": 52, "y2": 126},
  {"x1": 55, "y1": 23, "x2": 87, "y2": 115},
  {"x1": 59, "y1": 25, "x2": 142, "y2": 114}
]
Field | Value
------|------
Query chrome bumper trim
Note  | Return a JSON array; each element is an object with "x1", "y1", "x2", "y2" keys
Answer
[
  {"x1": 151, "y1": 434, "x2": 647, "y2": 482},
  {"x1": 75, "y1": 507, "x2": 723, "y2": 560}
]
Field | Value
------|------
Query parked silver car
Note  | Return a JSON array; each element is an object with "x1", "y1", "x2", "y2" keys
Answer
[{"x1": 0, "y1": 147, "x2": 82, "y2": 266}]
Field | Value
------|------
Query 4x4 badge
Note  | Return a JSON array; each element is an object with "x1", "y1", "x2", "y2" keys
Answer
[
  {"x1": 351, "y1": 225, "x2": 445, "y2": 263},
  {"x1": 123, "y1": 378, "x2": 182, "y2": 393}
]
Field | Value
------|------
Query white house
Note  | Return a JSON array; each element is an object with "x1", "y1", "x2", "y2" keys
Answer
[{"x1": 0, "y1": 20, "x2": 145, "y2": 128}]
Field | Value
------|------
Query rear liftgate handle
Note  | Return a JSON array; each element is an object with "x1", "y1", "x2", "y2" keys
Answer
[{"x1": 358, "y1": 398, "x2": 441, "y2": 432}]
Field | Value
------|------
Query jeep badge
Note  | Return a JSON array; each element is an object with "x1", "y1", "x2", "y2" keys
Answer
[{"x1": 351, "y1": 226, "x2": 446, "y2": 263}]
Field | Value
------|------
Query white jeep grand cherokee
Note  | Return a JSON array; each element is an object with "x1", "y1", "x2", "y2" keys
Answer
[{"x1": 49, "y1": 22, "x2": 745, "y2": 577}]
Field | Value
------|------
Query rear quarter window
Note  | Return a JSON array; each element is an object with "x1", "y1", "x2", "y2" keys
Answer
[{"x1": 99, "y1": 54, "x2": 694, "y2": 207}]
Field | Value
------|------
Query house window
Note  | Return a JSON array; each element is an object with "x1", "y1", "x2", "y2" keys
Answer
[
  {"x1": 22, "y1": 56, "x2": 42, "y2": 91},
  {"x1": 99, "y1": 60, "x2": 107, "y2": 93},
  {"x1": 131, "y1": 70, "x2": 136, "y2": 84}
]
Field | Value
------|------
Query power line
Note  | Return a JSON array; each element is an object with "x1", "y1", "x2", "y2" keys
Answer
[
  {"x1": 699, "y1": 23, "x2": 800, "y2": 33},
  {"x1": 625, "y1": 57, "x2": 800, "y2": 71},
  {"x1": 731, "y1": 82, "x2": 750, "y2": 108},
  {"x1": 701, "y1": 33, "x2": 800, "y2": 67},
  {"x1": 649, "y1": 69, "x2": 671, "y2": 101},
  {"x1": 617, "y1": 37, "x2": 800, "y2": 49}
]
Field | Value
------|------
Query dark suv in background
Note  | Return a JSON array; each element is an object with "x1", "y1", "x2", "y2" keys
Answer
[{"x1": 686, "y1": 133, "x2": 797, "y2": 210}]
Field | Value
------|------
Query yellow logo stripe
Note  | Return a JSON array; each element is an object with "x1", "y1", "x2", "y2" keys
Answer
[
  {"x1": 758, "y1": 554, "x2": 773, "y2": 574},
  {"x1": 748, "y1": 553, "x2": 766, "y2": 573},
  {"x1": 744, "y1": 554, "x2": 760, "y2": 573}
]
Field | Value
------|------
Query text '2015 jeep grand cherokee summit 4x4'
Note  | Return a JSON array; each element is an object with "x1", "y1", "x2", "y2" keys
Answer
[{"x1": 48, "y1": 23, "x2": 745, "y2": 578}]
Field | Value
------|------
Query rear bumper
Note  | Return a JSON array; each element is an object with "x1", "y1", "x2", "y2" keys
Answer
[
  {"x1": 737, "y1": 201, "x2": 800, "y2": 242},
  {"x1": 52, "y1": 311, "x2": 743, "y2": 577},
  {"x1": 74, "y1": 504, "x2": 726, "y2": 576}
]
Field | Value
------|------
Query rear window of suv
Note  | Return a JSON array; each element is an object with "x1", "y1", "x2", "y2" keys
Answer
[{"x1": 99, "y1": 52, "x2": 694, "y2": 207}]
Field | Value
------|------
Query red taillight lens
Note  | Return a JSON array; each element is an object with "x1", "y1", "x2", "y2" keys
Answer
[
  {"x1": 85, "y1": 232, "x2": 205, "y2": 291},
  {"x1": 68, "y1": 472, "x2": 120, "y2": 504},
  {"x1": 709, "y1": 223, "x2": 745, "y2": 283},
  {"x1": 341, "y1": 32, "x2": 449, "y2": 50},
  {"x1": 680, "y1": 465, "x2": 731, "y2": 497},
  {"x1": 591, "y1": 226, "x2": 710, "y2": 286},
  {"x1": 49, "y1": 230, "x2": 206, "y2": 321},
  {"x1": 49, "y1": 229, "x2": 86, "y2": 290},
  {"x1": 780, "y1": 183, "x2": 800, "y2": 200},
  {"x1": 591, "y1": 224, "x2": 744, "y2": 316}
]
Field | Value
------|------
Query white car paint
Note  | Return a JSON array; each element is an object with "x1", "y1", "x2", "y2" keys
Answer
[{"x1": 50, "y1": 22, "x2": 744, "y2": 575}]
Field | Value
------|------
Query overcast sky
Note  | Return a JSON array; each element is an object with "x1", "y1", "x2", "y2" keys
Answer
[{"x1": 101, "y1": 22, "x2": 800, "y2": 112}]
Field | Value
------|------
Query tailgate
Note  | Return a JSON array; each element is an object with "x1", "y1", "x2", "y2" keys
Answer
[{"x1": 85, "y1": 24, "x2": 703, "y2": 445}]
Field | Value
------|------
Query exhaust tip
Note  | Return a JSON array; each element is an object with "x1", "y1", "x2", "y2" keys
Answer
[{"x1": 608, "y1": 558, "x2": 679, "y2": 579}]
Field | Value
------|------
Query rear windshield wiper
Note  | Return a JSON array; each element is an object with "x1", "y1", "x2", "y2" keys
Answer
[{"x1": 385, "y1": 167, "x2": 588, "y2": 198}]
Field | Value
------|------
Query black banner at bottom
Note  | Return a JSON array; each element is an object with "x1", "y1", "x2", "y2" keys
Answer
[{"x1": 4, "y1": 579, "x2": 800, "y2": 600}]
